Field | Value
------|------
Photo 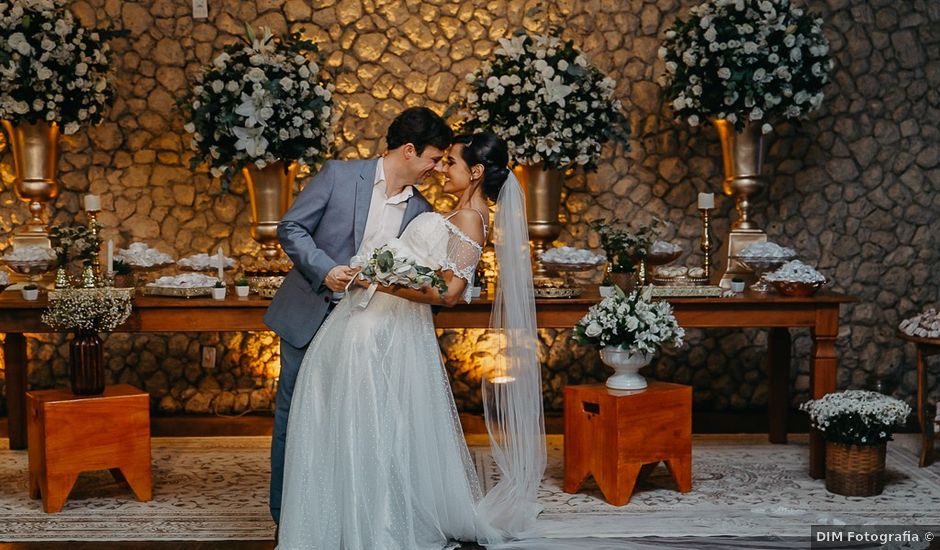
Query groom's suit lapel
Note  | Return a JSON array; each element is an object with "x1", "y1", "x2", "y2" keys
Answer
[
  {"x1": 352, "y1": 159, "x2": 378, "y2": 253},
  {"x1": 398, "y1": 194, "x2": 423, "y2": 235}
]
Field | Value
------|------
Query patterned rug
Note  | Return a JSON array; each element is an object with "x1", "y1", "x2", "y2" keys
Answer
[{"x1": 1, "y1": 435, "x2": 938, "y2": 541}]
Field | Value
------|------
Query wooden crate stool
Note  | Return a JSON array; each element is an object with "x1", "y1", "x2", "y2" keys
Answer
[
  {"x1": 27, "y1": 384, "x2": 152, "y2": 513},
  {"x1": 564, "y1": 382, "x2": 692, "y2": 506}
]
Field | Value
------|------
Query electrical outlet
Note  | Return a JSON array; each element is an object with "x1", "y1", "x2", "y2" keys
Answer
[
  {"x1": 201, "y1": 346, "x2": 216, "y2": 369},
  {"x1": 192, "y1": 0, "x2": 208, "y2": 19}
]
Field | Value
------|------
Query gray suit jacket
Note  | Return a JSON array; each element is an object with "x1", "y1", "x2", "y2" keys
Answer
[{"x1": 263, "y1": 158, "x2": 433, "y2": 348}]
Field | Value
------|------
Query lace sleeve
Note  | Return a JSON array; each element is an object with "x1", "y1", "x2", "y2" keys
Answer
[{"x1": 440, "y1": 225, "x2": 483, "y2": 303}]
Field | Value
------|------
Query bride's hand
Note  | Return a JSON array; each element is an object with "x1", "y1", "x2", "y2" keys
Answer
[{"x1": 352, "y1": 272, "x2": 371, "y2": 289}]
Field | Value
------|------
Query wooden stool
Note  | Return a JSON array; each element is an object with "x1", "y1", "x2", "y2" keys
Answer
[
  {"x1": 899, "y1": 333, "x2": 940, "y2": 467},
  {"x1": 564, "y1": 382, "x2": 692, "y2": 506},
  {"x1": 27, "y1": 384, "x2": 152, "y2": 513}
]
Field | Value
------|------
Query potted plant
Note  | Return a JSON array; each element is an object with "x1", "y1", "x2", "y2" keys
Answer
[
  {"x1": 184, "y1": 26, "x2": 335, "y2": 260},
  {"x1": 574, "y1": 286, "x2": 685, "y2": 390},
  {"x1": 800, "y1": 390, "x2": 911, "y2": 496},
  {"x1": 21, "y1": 283, "x2": 39, "y2": 301},
  {"x1": 0, "y1": 3, "x2": 124, "y2": 240},
  {"x1": 731, "y1": 276, "x2": 746, "y2": 293},
  {"x1": 234, "y1": 276, "x2": 250, "y2": 297},
  {"x1": 211, "y1": 280, "x2": 226, "y2": 300},
  {"x1": 454, "y1": 28, "x2": 630, "y2": 259},
  {"x1": 111, "y1": 259, "x2": 134, "y2": 288},
  {"x1": 41, "y1": 288, "x2": 133, "y2": 395}
]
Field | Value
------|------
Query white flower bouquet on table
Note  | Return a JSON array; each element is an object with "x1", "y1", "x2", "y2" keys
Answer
[
  {"x1": 800, "y1": 390, "x2": 911, "y2": 446},
  {"x1": 454, "y1": 29, "x2": 630, "y2": 170},
  {"x1": 41, "y1": 287, "x2": 133, "y2": 332},
  {"x1": 184, "y1": 26, "x2": 335, "y2": 191},
  {"x1": 573, "y1": 286, "x2": 685, "y2": 355},
  {"x1": 659, "y1": 0, "x2": 833, "y2": 132},
  {"x1": 0, "y1": 0, "x2": 124, "y2": 133},
  {"x1": 351, "y1": 242, "x2": 447, "y2": 297}
]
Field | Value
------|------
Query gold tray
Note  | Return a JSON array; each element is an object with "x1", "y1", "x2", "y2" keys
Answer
[
  {"x1": 653, "y1": 275, "x2": 710, "y2": 287},
  {"x1": 540, "y1": 260, "x2": 605, "y2": 272},
  {"x1": 256, "y1": 287, "x2": 278, "y2": 299},
  {"x1": 534, "y1": 286, "x2": 583, "y2": 299},
  {"x1": 650, "y1": 285, "x2": 723, "y2": 297},
  {"x1": 142, "y1": 285, "x2": 213, "y2": 298}
]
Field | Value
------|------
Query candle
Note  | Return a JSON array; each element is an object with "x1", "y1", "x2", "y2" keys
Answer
[
  {"x1": 697, "y1": 192, "x2": 715, "y2": 209},
  {"x1": 216, "y1": 246, "x2": 224, "y2": 281},
  {"x1": 106, "y1": 239, "x2": 113, "y2": 274},
  {"x1": 84, "y1": 194, "x2": 101, "y2": 212}
]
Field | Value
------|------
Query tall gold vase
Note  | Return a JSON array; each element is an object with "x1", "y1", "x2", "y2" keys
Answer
[
  {"x1": 712, "y1": 119, "x2": 768, "y2": 288},
  {"x1": 1, "y1": 120, "x2": 60, "y2": 249},
  {"x1": 513, "y1": 162, "x2": 565, "y2": 276},
  {"x1": 242, "y1": 160, "x2": 298, "y2": 260}
]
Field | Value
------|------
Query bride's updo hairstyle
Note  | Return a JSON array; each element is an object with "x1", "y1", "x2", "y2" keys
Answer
[{"x1": 454, "y1": 132, "x2": 510, "y2": 202}]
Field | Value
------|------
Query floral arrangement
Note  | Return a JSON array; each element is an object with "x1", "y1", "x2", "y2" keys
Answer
[
  {"x1": 455, "y1": 29, "x2": 630, "y2": 170},
  {"x1": 800, "y1": 390, "x2": 911, "y2": 446},
  {"x1": 41, "y1": 288, "x2": 133, "y2": 332},
  {"x1": 589, "y1": 218, "x2": 664, "y2": 269},
  {"x1": 49, "y1": 224, "x2": 99, "y2": 267},
  {"x1": 0, "y1": 0, "x2": 124, "y2": 133},
  {"x1": 574, "y1": 285, "x2": 685, "y2": 355},
  {"x1": 184, "y1": 26, "x2": 335, "y2": 191},
  {"x1": 351, "y1": 243, "x2": 447, "y2": 296},
  {"x1": 659, "y1": 0, "x2": 832, "y2": 132}
]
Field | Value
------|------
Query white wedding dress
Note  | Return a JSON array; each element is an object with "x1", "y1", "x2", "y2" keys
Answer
[{"x1": 278, "y1": 211, "x2": 502, "y2": 550}]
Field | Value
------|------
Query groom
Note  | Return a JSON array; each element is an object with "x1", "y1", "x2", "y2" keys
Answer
[{"x1": 264, "y1": 107, "x2": 453, "y2": 526}]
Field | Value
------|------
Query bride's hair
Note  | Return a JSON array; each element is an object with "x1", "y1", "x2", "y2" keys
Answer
[{"x1": 454, "y1": 132, "x2": 510, "y2": 202}]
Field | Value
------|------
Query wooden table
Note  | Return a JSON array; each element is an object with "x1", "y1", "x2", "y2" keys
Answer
[
  {"x1": 898, "y1": 332, "x2": 940, "y2": 466},
  {"x1": 0, "y1": 289, "x2": 854, "y2": 478}
]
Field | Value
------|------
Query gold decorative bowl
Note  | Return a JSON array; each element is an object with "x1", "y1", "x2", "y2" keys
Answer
[{"x1": 770, "y1": 279, "x2": 825, "y2": 297}]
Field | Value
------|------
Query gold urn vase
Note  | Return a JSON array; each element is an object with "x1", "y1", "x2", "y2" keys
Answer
[
  {"x1": 242, "y1": 160, "x2": 298, "y2": 260},
  {"x1": 514, "y1": 162, "x2": 565, "y2": 276},
  {"x1": 1, "y1": 120, "x2": 60, "y2": 249},
  {"x1": 712, "y1": 119, "x2": 769, "y2": 288}
]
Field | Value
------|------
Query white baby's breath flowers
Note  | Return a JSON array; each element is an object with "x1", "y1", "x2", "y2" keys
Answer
[
  {"x1": 765, "y1": 260, "x2": 825, "y2": 283},
  {"x1": 899, "y1": 308, "x2": 940, "y2": 339},
  {"x1": 41, "y1": 288, "x2": 133, "y2": 332},
  {"x1": 539, "y1": 246, "x2": 605, "y2": 266}
]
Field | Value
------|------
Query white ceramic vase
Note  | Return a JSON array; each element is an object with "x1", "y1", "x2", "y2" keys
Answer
[
  {"x1": 235, "y1": 285, "x2": 250, "y2": 297},
  {"x1": 599, "y1": 347, "x2": 653, "y2": 390},
  {"x1": 211, "y1": 287, "x2": 226, "y2": 300}
]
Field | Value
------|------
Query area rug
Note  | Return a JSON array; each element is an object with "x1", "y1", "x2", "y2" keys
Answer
[{"x1": 1, "y1": 435, "x2": 939, "y2": 541}]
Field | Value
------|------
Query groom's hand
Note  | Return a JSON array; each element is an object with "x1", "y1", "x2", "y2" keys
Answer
[{"x1": 324, "y1": 265, "x2": 355, "y2": 292}]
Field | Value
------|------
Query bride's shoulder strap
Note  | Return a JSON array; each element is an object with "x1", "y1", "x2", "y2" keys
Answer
[{"x1": 444, "y1": 208, "x2": 486, "y2": 246}]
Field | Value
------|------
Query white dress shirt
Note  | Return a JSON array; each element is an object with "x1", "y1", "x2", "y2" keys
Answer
[{"x1": 357, "y1": 157, "x2": 414, "y2": 255}]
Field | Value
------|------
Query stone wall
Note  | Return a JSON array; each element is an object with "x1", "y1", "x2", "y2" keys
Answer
[{"x1": 0, "y1": 0, "x2": 937, "y2": 417}]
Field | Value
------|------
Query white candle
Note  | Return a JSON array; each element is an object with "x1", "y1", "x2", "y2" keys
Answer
[
  {"x1": 84, "y1": 194, "x2": 101, "y2": 212},
  {"x1": 106, "y1": 239, "x2": 113, "y2": 274},
  {"x1": 216, "y1": 246, "x2": 224, "y2": 281},
  {"x1": 697, "y1": 192, "x2": 715, "y2": 209}
]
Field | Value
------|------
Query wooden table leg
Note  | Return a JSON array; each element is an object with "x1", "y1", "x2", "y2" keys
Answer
[
  {"x1": 809, "y1": 307, "x2": 839, "y2": 479},
  {"x1": 767, "y1": 328, "x2": 791, "y2": 444},
  {"x1": 4, "y1": 333, "x2": 28, "y2": 450}
]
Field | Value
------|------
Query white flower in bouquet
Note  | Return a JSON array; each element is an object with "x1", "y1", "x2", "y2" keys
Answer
[
  {"x1": 454, "y1": 30, "x2": 630, "y2": 171},
  {"x1": 659, "y1": 0, "x2": 833, "y2": 132},
  {"x1": 800, "y1": 390, "x2": 911, "y2": 445},
  {"x1": 0, "y1": 0, "x2": 123, "y2": 132},
  {"x1": 573, "y1": 286, "x2": 685, "y2": 355},
  {"x1": 351, "y1": 242, "x2": 447, "y2": 296},
  {"x1": 184, "y1": 26, "x2": 336, "y2": 192},
  {"x1": 41, "y1": 288, "x2": 133, "y2": 333}
]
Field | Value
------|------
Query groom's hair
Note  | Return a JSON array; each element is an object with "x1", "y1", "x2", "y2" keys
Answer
[{"x1": 386, "y1": 107, "x2": 453, "y2": 155}]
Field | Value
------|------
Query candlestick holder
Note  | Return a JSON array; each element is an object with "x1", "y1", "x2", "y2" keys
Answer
[
  {"x1": 86, "y1": 210, "x2": 101, "y2": 287},
  {"x1": 699, "y1": 207, "x2": 713, "y2": 281}
]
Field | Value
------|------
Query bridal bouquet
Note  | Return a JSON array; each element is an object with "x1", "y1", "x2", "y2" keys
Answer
[
  {"x1": 184, "y1": 26, "x2": 335, "y2": 191},
  {"x1": 351, "y1": 243, "x2": 448, "y2": 296},
  {"x1": 800, "y1": 390, "x2": 910, "y2": 445},
  {"x1": 659, "y1": 0, "x2": 832, "y2": 131},
  {"x1": 0, "y1": 0, "x2": 124, "y2": 133},
  {"x1": 574, "y1": 285, "x2": 685, "y2": 355},
  {"x1": 455, "y1": 29, "x2": 630, "y2": 170}
]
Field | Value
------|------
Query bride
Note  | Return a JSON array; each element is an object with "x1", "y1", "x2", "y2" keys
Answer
[{"x1": 278, "y1": 132, "x2": 545, "y2": 549}]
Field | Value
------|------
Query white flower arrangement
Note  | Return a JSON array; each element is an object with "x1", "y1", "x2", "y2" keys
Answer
[
  {"x1": 351, "y1": 242, "x2": 447, "y2": 296},
  {"x1": 0, "y1": 0, "x2": 123, "y2": 133},
  {"x1": 455, "y1": 30, "x2": 629, "y2": 170},
  {"x1": 900, "y1": 308, "x2": 940, "y2": 339},
  {"x1": 574, "y1": 285, "x2": 685, "y2": 355},
  {"x1": 800, "y1": 390, "x2": 911, "y2": 446},
  {"x1": 41, "y1": 288, "x2": 133, "y2": 332},
  {"x1": 184, "y1": 26, "x2": 336, "y2": 192},
  {"x1": 659, "y1": 0, "x2": 833, "y2": 132}
]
